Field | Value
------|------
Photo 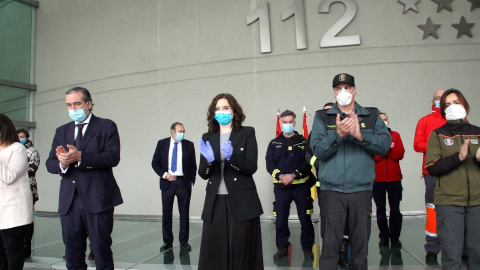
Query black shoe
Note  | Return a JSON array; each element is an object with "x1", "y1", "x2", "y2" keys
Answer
[
  {"x1": 303, "y1": 249, "x2": 314, "y2": 260},
  {"x1": 88, "y1": 251, "x2": 94, "y2": 260},
  {"x1": 390, "y1": 238, "x2": 402, "y2": 248},
  {"x1": 425, "y1": 252, "x2": 437, "y2": 262},
  {"x1": 379, "y1": 238, "x2": 389, "y2": 246},
  {"x1": 339, "y1": 239, "x2": 351, "y2": 269},
  {"x1": 180, "y1": 242, "x2": 191, "y2": 252},
  {"x1": 273, "y1": 248, "x2": 288, "y2": 260},
  {"x1": 160, "y1": 243, "x2": 173, "y2": 252}
]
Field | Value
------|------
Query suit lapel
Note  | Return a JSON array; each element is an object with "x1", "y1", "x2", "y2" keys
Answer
[
  {"x1": 165, "y1": 140, "x2": 171, "y2": 169},
  {"x1": 181, "y1": 141, "x2": 187, "y2": 168},
  {"x1": 209, "y1": 133, "x2": 221, "y2": 161},
  {"x1": 229, "y1": 127, "x2": 243, "y2": 150},
  {"x1": 66, "y1": 122, "x2": 76, "y2": 146},
  {"x1": 78, "y1": 114, "x2": 98, "y2": 151}
]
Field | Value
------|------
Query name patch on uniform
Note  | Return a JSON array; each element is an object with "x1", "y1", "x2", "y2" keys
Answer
[
  {"x1": 444, "y1": 138, "x2": 454, "y2": 146},
  {"x1": 288, "y1": 146, "x2": 293, "y2": 150},
  {"x1": 471, "y1": 139, "x2": 479, "y2": 145},
  {"x1": 327, "y1": 125, "x2": 337, "y2": 129}
]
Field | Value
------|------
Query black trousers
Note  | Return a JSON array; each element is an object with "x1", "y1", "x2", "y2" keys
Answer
[
  {"x1": 372, "y1": 181, "x2": 403, "y2": 239},
  {"x1": 274, "y1": 185, "x2": 314, "y2": 249},
  {"x1": 198, "y1": 195, "x2": 263, "y2": 270},
  {"x1": 161, "y1": 177, "x2": 191, "y2": 245},
  {"x1": 0, "y1": 224, "x2": 27, "y2": 270},
  {"x1": 319, "y1": 190, "x2": 372, "y2": 270}
]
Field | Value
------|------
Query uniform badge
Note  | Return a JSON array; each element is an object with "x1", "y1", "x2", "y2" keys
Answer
[
  {"x1": 361, "y1": 123, "x2": 366, "y2": 128},
  {"x1": 288, "y1": 146, "x2": 293, "y2": 150},
  {"x1": 339, "y1": 74, "x2": 346, "y2": 81},
  {"x1": 470, "y1": 139, "x2": 478, "y2": 145},
  {"x1": 444, "y1": 138, "x2": 454, "y2": 146}
]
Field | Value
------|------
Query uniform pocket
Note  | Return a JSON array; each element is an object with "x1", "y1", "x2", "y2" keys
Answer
[{"x1": 2, "y1": 188, "x2": 21, "y2": 207}]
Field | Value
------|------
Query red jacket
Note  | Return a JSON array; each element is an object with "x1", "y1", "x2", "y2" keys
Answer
[
  {"x1": 375, "y1": 129, "x2": 404, "y2": 182},
  {"x1": 413, "y1": 105, "x2": 446, "y2": 174}
]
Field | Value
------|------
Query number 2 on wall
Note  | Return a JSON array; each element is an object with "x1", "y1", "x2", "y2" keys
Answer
[
  {"x1": 247, "y1": 0, "x2": 360, "y2": 53},
  {"x1": 318, "y1": 0, "x2": 360, "y2": 48}
]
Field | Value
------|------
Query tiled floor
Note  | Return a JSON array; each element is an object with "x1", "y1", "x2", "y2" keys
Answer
[{"x1": 24, "y1": 212, "x2": 467, "y2": 269}]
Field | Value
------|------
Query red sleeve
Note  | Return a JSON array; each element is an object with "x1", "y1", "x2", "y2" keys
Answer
[
  {"x1": 388, "y1": 131, "x2": 405, "y2": 160},
  {"x1": 414, "y1": 117, "x2": 428, "y2": 154}
]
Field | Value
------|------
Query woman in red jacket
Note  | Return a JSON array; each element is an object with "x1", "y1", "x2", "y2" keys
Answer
[{"x1": 373, "y1": 112, "x2": 405, "y2": 248}]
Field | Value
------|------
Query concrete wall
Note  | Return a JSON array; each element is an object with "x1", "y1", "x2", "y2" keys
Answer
[{"x1": 33, "y1": 0, "x2": 480, "y2": 218}]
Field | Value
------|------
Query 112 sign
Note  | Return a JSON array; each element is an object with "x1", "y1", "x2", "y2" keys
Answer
[{"x1": 247, "y1": 0, "x2": 360, "y2": 53}]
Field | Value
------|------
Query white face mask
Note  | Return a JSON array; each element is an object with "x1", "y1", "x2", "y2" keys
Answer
[
  {"x1": 384, "y1": 121, "x2": 389, "y2": 127},
  {"x1": 336, "y1": 88, "x2": 355, "y2": 106},
  {"x1": 445, "y1": 104, "x2": 466, "y2": 120}
]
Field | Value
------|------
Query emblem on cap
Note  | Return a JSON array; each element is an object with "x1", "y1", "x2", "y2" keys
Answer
[
  {"x1": 339, "y1": 74, "x2": 346, "y2": 81},
  {"x1": 444, "y1": 138, "x2": 454, "y2": 146}
]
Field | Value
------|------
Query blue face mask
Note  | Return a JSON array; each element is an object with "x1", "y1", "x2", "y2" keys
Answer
[
  {"x1": 214, "y1": 111, "x2": 232, "y2": 125},
  {"x1": 434, "y1": 100, "x2": 440, "y2": 108},
  {"x1": 282, "y1": 124, "x2": 294, "y2": 134},
  {"x1": 20, "y1": 139, "x2": 27, "y2": 145},
  {"x1": 175, "y1": 132, "x2": 184, "y2": 142},
  {"x1": 68, "y1": 102, "x2": 89, "y2": 122}
]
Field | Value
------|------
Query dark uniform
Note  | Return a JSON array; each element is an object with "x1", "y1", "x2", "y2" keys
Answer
[{"x1": 266, "y1": 131, "x2": 315, "y2": 251}]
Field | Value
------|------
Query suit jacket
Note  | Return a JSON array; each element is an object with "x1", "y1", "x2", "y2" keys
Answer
[
  {"x1": 151, "y1": 137, "x2": 197, "y2": 190},
  {"x1": 0, "y1": 143, "x2": 33, "y2": 230},
  {"x1": 45, "y1": 114, "x2": 123, "y2": 215},
  {"x1": 198, "y1": 126, "x2": 263, "y2": 223}
]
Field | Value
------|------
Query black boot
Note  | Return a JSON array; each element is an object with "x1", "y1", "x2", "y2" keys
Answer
[{"x1": 338, "y1": 239, "x2": 351, "y2": 269}]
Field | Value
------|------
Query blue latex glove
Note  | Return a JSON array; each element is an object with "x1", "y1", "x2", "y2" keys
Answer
[
  {"x1": 221, "y1": 141, "x2": 233, "y2": 161},
  {"x1": 199, "y1": 139, "x2": 215, "y2": 162}
]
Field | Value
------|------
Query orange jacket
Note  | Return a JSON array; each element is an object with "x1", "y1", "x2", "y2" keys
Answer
[{"x1": 413, "y1": 105, "x2": 446, "y2": 175}]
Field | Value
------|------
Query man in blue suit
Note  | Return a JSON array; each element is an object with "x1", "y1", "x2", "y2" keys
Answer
[
  {"x1": 46, "y1": 87, "x2": 123, "y2": 270},
  {"x1": 152, "y1": 122, "x2": 197, "y2": 252}
]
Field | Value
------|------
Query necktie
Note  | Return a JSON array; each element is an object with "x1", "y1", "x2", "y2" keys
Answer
[
  {"x1": 171, "y1": 142, "x2": 178, "y2": 172},
  {"x1": 75, "y1": 124, "x2": 86, "y2": 148}
]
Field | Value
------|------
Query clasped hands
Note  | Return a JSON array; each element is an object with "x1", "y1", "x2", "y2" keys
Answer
[
  {"x1": 56, "y1": 145, "x2": 81, "y2": 168},
  {"x1": 279, "y1": 174, "x2": 294, "y2": 186},
  {"x1": 459, "y1": 139, "x2": 480, "y2": 162},
  {"x1": 199, "y1": 140, "x2": 233, "y2": 162},
  {"x1": 336, "y1": 112, "x2": 363, "y2": 142}
]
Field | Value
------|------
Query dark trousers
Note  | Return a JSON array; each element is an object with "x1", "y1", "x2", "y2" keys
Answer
[
  {"x1": 198, "y1": 195, "x2": 263, "y2": 270},
  {"x1": 60, "y1": 190, "x2": 114, "y2": 270},
  {"x1": 23, "y1": 222, "x2": 34, "y2": 257},
  {"x1": 436, "y1": 205, "x2": 480, "y2": 270},
  {"x1": 319, "y1": 190, "x2": 372, "y2": 270},
  {"x1": 161, "y1": 177, "x2": 191, "y2": 244},
  {"x1": 424, "y1": 174, "x2": 441, "y2": 254},
  {"x1": 0, "y1": 224, "x2": 27, "y2": 270},
  {"x1": 373, "y1": 181, "x2": 403, "y2": 239},
  {"x1": 274, "y1": 184, "x2": 314, "y2": 250}
]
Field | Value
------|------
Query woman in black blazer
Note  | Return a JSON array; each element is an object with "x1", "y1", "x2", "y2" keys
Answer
[{"x1": 198, "y1": 93, "x2": 264, "y2": 270}]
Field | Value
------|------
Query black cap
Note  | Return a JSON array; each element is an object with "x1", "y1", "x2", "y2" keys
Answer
[{"x1": 332, "y1": 73, "x2": 355, "y2": 87}]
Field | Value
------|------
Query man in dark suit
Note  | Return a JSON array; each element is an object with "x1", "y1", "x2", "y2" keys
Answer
[
  {"x1": 152, "y1": 122, "x2": 197, "y2": 252},
  {"x1": 46, "y1": 87, "x2": 123, "y2": 270}
]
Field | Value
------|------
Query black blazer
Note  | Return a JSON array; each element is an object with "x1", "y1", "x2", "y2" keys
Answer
[
  {"x1": 198, "y1": 126, "x2": 263, "y2": 223},
  {"x1": 152, "y1": 137, "x2": 197, "y2": 190},
  {"x1": 45, "y1": 114, "x2": 123, "y2": 215}
]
